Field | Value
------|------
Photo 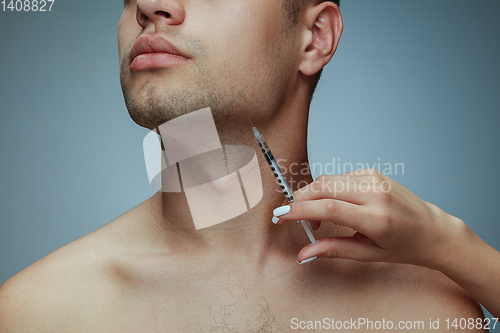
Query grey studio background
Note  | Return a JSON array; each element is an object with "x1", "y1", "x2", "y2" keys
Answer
[{"x1": 1, "y1": 0, "x2": 499, "y2": 328}]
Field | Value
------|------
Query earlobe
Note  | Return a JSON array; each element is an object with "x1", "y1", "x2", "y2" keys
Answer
[{"x1": 299, "y1": 3, "x2": 343, "y2": 76}]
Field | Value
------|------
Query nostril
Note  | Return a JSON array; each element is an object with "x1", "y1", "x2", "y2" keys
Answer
[
  {"x1": 138, "y1": 12, "x2": 147, "y2": 24},
  {"x1": 155, "y1": 11, "x2": 171, "y2": 19}
]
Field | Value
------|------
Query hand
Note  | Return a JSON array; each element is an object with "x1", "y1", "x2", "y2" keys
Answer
[{"x1": 273, "y1": 169, "x2": 466, "y2": 267}]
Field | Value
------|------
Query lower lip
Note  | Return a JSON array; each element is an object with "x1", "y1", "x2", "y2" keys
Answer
[{"x1": 130, "y1": 53, "x2": 189, "y2": 71}]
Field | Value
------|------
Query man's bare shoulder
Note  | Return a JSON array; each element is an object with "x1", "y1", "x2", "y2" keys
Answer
[
  {"x1": 0, "y1": 200, "x2": 487, "y2": 332},
  {"x1": 323, "y1": 258, "x2": 486, "y2": 328},
  {"x1": 0, "y1": 201, "x2": 149, "y2": 332},
  {"x1": 310, "y1": 226, "x2": 484, "y2": 329},
  {"x1": 399, "y1": 263, "x2": 486, "y2": 330}
]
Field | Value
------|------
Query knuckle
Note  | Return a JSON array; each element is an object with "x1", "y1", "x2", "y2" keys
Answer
[
  {"x1": 311, "y1": 179, "x2": 322, "y2": 192},
  {"x1": 369, "y1": 173, "x2": 385, "y2": 184},
  {"x1": 324, "y1": 199, "x2": 340, "y2": 215},
  {"x1": 383, "y1": 188, "x2": 394, "y2": 201},
  {"x1": 313, "y1": 176, "x2": 330, "y2": 192},
  {"x1": 371, "y1": 209, "x2": 392, "y2": 237},
  {"x1": 380, "y1": 180, "x2": 392, "y2": 192},
  {"x1": 376, "y1": 173, "x2": 385, "y2": 182},
  {"x1": 325, "y1": 249, "x2": 339, "y2": 259},
  {"x1": 324, "y1": 238, "x2": 339, "y2": 258},
  {"x1": 376, "y1": 188, "x2": 393, "y2": 203}
]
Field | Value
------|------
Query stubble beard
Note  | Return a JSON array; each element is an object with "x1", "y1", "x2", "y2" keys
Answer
[{"x1": 119, "y1": 30, "x2": 293, "y2": 133}]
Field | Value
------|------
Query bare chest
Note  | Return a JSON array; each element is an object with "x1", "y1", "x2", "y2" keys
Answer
[
  {"x1": 77, "y1": 257, "x2": 444, "y2": 333},
  {"x1": 87, "y1": 270, "x2": 383, "y2": 333},
  {"x1": 117, "y1": 289, "x2": 291, "y2": 332}
]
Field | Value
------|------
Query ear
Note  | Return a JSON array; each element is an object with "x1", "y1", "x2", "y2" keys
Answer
[{"x1": 298, "y1": 2, "x2": 343, "y2": 76}]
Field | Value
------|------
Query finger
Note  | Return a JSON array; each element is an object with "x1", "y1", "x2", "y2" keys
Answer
[
  {"x1": 297, "y1": 233, "x2": 385, "y2": 263},
  {"x1": 273, "y1": 200, "x2": 370, "y2": 235},
  {"x1": 293, "y1": 175, "x2": 380, "y2": 205}
]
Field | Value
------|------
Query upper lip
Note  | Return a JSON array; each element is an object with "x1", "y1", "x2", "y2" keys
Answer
[{"x1": 130, "y1": 34, "x2": 189, "y2": 62}]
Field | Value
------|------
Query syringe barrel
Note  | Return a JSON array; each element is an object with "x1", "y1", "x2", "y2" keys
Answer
[
  {"x1": 254, "y1": 130, "x2": 318, "y2": 246},
  {"x1": 254, "y1": 135, "x2": 295, "y2": 202},
  {"x1": 254, "y1": 134, "x2": 269, "y2": 153}
]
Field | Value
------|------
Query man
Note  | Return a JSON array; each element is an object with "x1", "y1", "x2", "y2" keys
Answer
[{"x1": 0, "y1": 0, "x2": 485, "y2": 331}]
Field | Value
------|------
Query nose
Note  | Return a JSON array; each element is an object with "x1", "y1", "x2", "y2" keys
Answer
[{"x1": 136, "y1": 0, "x2": 185, "y2": 29}]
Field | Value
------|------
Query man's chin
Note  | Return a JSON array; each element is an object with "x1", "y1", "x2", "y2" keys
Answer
[{"x1": 124, "y1": 99, "x2": 216, "y2": 131}]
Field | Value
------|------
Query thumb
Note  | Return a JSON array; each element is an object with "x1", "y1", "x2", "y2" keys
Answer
[{"x1": 298, "y1": 232, "x2": 385, "y2": 262}]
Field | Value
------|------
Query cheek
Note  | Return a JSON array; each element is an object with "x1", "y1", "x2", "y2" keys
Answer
[
  {"x1": 200, "y1": 5, "x2": 284, "y2": 77},
  {"x1": 117, "y1": 12, "x2": 137, "y2": 59}
]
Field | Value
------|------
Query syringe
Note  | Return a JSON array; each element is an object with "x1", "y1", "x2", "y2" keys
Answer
[{"x1": 249, "y1": 120, "x2": 319, "y2": 245}]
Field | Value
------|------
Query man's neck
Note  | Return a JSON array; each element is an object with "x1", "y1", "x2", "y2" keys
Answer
[{"x1": 144, "y1": 100, "x2": 314, "y2": 263}]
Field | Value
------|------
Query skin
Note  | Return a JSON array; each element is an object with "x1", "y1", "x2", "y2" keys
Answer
[
  {"x1": 0, "y1": 0, "x2": 491, "y2": 331},
  {"x1": 273, "y1": 170, "x2": 500, "y2": 318},
  {"x1": 119, "y1": 0, "x2": 297, "y2": 131}
]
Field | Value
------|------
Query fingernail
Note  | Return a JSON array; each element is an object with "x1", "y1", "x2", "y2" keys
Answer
[
  {"x1": 272, "y1": 216, "x2": 280, "y2": 224},
  {"x1": 273, "y1": 205, "x2": 290, "y2": 217},
  {"x1": 297, "y1": 256, "x2": 317, "y2": 264}
]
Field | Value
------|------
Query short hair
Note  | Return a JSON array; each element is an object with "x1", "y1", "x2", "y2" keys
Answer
[
  {"x1": 282, "y1": 0, "x2": 341, "y2": 96},
  {"x1": 283, "y1": 0, "x2": 340, "y2": 28}
]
